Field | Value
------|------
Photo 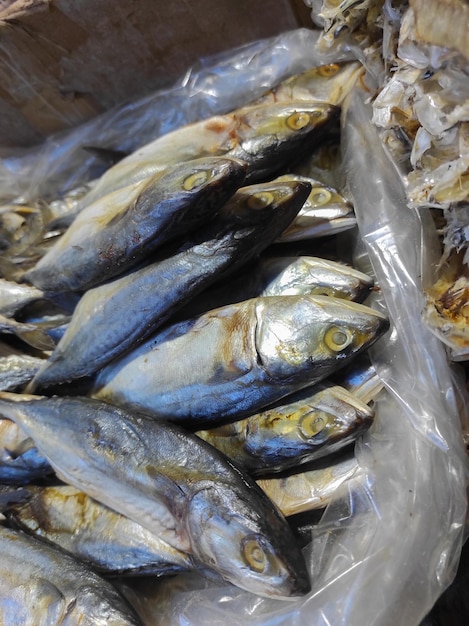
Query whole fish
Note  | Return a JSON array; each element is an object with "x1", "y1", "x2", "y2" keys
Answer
[
  {"x1": 0, "y1": 417, "x2": 52, "y2": 484},
  {"x1": 273, "y1": 174, "x2": 357, "y2": 241},
  {"x1": 0, "y1": 525, "x2": 143, "y2": 625},
  {"x1": 175, "y1": 254, "x2": 374, "y2": 321},
  {"x1": 26, "y1": 179, "x2": 311, "y2": 390},
  {"x1": 24, "y1": 156, "x2": 247, "y2": 293},
  {"x1": 71, "y1": 101, "x2": 339, "y2": 211},
  {"x1": 196, "y1": 383, "x2": 374, "y2": 475},
  {"x1": 0, "y1": 392, "x2": 310, "y2": 599},
  {"x1": 6, "y1": 484, "x2": 194, "y2": 577},
  {"x1": 92, "y1": 295, "x2": 389, "y2": 425},
  {"x1": 257, "y1": 454, "x2": 360, "y2": 516}
]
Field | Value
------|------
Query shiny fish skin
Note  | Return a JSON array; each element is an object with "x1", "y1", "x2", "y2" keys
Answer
[
  {"x1": 72, "y1": 101, "x2": 339, "y2": 210},
  {"x1": 92, "y1": 295, "x2": 389, "y2": 426},
  {"x1": 251, "y1": 62, "x2": 364, "y2": 107},
  {"x1": 7, "y1": 484, "x2": 194, "y2": 577},
  {"x1": 0, "y1": 392, "x2": 310, "y2": 599},
  {"x1": 0, "y1": 353, "x2": 43, "y2": 392},
  {"x1": 0, "y1": 525, "x2": 143, "y2": 625},
  {"x1": 257, "y1": 455, "x2": 360, "y2": 516},
  {"x1": 196, "y1": 383, "x2": 374, "y2": 476},
  {"x1": 25, "y1": 156, "x2": 247, "y2": 293},
  {"x1": 174, "y1": 255, "x2": 374, "y2": 321},
  {"x1": 0, "y1": 417, "x2": 52, "y2": 484},
  {"x1": 273, "y1": 174, "x2": 357, "y2": 241},
  {"x1": 0, "y1": 278, "x2": 45, "y2": 318},
  {"x1": 26, "y1": 180, "x2": 311, "y2": 390}
]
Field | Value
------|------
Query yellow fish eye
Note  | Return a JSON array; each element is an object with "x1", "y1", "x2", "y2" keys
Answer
[
  {"x1": 298, "y1": 411, "x2": 328, "y2": 438},
  {"x1": 246, "y1": 191, "x2": 275, "y2": 210},
  {"x1": 242, "y1": 537, "x2": 268, "y2": 573},
  {"x1": 310, "y1": 187, "x2": 332, "y2": 206},
  {"x1": 318, "y1": 63, "x2": 340, "y2": 77},
  {"x1": 286, "y1": 111, "x2": 311, "y2": 130},
  {"x1": 183, "y1": 170, "x2": 209, "y2": 191},
  {"x1": 324, "y1": 326, "x2": 354, "y2": 352}
]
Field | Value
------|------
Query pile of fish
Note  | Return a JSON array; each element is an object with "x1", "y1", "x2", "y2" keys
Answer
[{"x1": 0, "y1": 59, "x2": 391, "y2": 624}]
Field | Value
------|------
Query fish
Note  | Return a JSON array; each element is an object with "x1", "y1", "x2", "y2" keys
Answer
[
  {"x1": 257, "y1": 454, "x2": 360, "y2": 516},
  {"x1": 175, "y1": 254, "x2": 374, "y2": 321},
  {"x1": 6, "y1": 484, "x2": 194, "y2": 577},
  {"x1": 0, "y1": 278, "x2": 46, "y2": 318},
  {"x1": 0, "y1": 391, "x2": 311, "y2": 599},
  {"x1": 26, "y1": 180, "x2": 311, "y2": 390},
  {"x1": 0, "y1": 417, "x2": 52, "y2": 484},
  {"x1": 91, "y1": 295, "x2": 389, "y2": 426},
  {"x1": 0, "y1": 314, "x2": 56, "y2": 351},
  {"x1": 0, "y1": 353, "x2": 44, "y2": 392},
  {"x1": 24, "y1": 156, "x2": 247, "y2": 293},
  {"x1": 196, "y1": 383, "x2": 374, "y2": 476},
  {"x1": 273, "y1": 174, "x2": 357, "y2": 241},
  {"x1": 251, "y1": 61, "x2": 364, "y2": 108},
  {"x1": 0, "y1": 525, "x2": 143, "y2": 625},
  {"x1": 70, "y1": 101, "x2": 339, "y2": 211}
]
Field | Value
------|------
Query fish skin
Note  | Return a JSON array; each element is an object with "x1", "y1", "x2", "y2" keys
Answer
[
  {"x1": 251, "y1": 62, "x2": 364, "y2": 107},
  {"x1": 0, "y1": 278, "x2": 45, "y2": 318},
  {"x1": 196, "y1": 383, "x2": 374, "y2": 476},
  {"x1": 0, "y1": 354, "x2": 43, "y2": 392},
  {"x1": 24, "y1": 156, "x2": 247, "y2": 293},
  {"x1": 273, "y1": 174, "x2": 357, "y2": 241},
  {"x1": 0, "y1": 392, "x2": 310, "y2": 599},
  {"x1": 92, "y1": 295, "x2": 389, "y2": 426},
  {"x1": 70, "y1": 101, "x2": 339, "y2": 211},
  {"x1": 7, "y1": 484, "x2": 194, "y2": 577},
  {"x1": 257, "y1": 454, "x2": 360, "y2": 516},
  {"x1": 175, "y1": 254, "x2": 374, "y2": 321},
  {"x1": 0, "y1": 525, "x2": 143, "y2": 625},
  {"x1": 0, "y1": 417, "x2": 52, "y2": 484},
  {"x1": 26, "y1": 180, "x2": 311, "y2": 390}
]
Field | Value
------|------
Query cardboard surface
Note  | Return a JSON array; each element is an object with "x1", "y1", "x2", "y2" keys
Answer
[{"x1": 0, "y1": 0, "x2": 312, "y2": 147}]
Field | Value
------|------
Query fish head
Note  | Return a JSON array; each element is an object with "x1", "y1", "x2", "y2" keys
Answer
[
  {"x1": 186, "y1": 482, "x2": 310, "y2": 599},
  {"x1": 282, "y1": 61, "x2": 364, "y2": 106},
  {"x1": 245, "y1": 384, "x2": 374, "y2": 460},
  {"x1": 219, "y1": 179, "x2": 312, "y2": 230},
  {"x1": 141, "y1": 156, "x2": 248, "y2": 220},
  {"x1": 236, "y1": 102, "x2": 340, "y2": 180},
  {"x1": 255, "y1": 295, "x2": 390, "y2": 383},
  {"x1": 262, "y1": 255, "x2": 373, "y2": 301}
]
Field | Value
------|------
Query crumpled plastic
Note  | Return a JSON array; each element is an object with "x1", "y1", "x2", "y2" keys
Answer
[{"x1": 2, "y1": 26, "x2": 468, "y2": 626}]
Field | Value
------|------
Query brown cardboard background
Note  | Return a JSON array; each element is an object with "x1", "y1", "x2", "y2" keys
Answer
[{"x1": 0, "y1": 0, "x2": 312, "y2": 147}]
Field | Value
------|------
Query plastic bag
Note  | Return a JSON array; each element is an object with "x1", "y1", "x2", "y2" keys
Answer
[{"x1": 2, "y1": 26, "x2": 468, "y2": 626}]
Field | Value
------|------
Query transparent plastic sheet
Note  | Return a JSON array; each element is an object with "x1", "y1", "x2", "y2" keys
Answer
[
  {"x1": 115, "y1": 89, "x2": 469, "y2": 626},
  {"x1": 0, "y1": 27, "x2": 353, "y2": 204},
  {"x1": 1, "y1": 25, "x2": 469, "y2": 626}
]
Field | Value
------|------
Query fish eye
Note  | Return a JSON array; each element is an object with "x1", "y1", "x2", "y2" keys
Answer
[
  {"x1": 241, "y1": 536, "x2": 270, "y2": 573},
  {"x1": 286, "y1": 111, "x2": 311, "y2": 130},
  {"x1": 246, "y1": 191, "x2": 275, "y2": 210},
  {"x1": 324, "y1": 325, "x2": 354, "y2": 352},
  {"x1": 318, "y1": 63, "x2": 340, "y2": 77},
  {"x1": 298, "y1": 411, "x2": 328, "y2": 438},
  {"x1": 310, "y1": 187, "x2": 332, "y2": 206},
  {"x1": 183, "y1": 171, "x2": 209, "y2": 191}
]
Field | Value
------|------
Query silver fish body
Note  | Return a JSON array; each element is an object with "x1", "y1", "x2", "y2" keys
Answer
[
  {"x1": 0, "y1": 392, "x2": 310, "y2": 599},
  {"x1": 24, "y1": 156, "x2": 247, "y2": 293},
  {"x1": 71, "y1": 101, "x2": 339, "y2": 210},
  {"x1": 26, "y1": 180, "x2": 311, "y2": 390},
  {"x1": 0, "y1": 525, "x2": 143, "y2": 625},
  {"x1": 92, "y1": 295, "x2": 389, "y2": 425},
  {"x1": 196, "y1": 383, "x2": 374, "y2": 476},
  {"x1": 7, "y1": 484, "x2": 194, "y2": 577}
]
